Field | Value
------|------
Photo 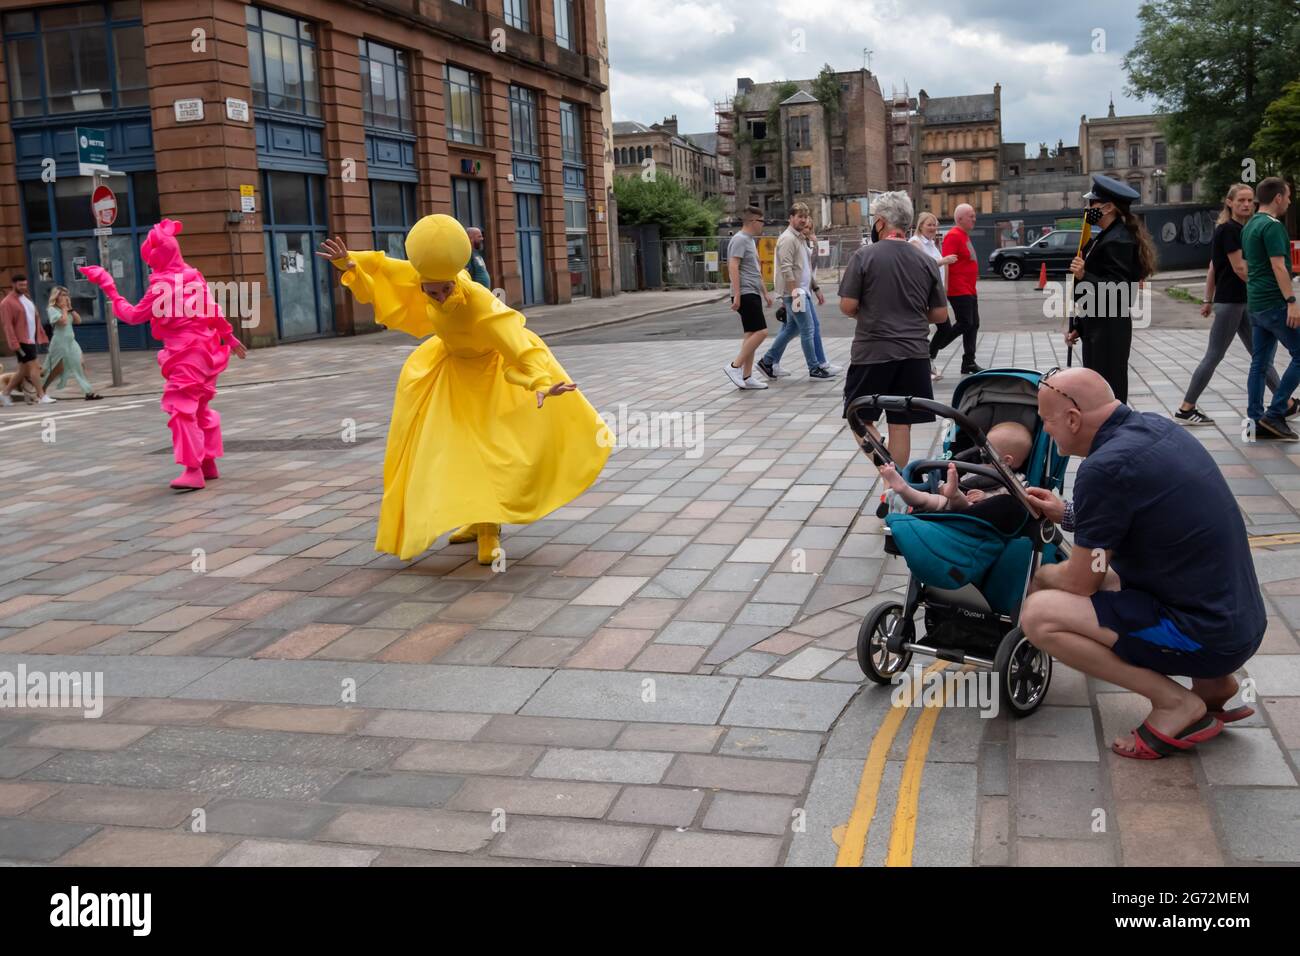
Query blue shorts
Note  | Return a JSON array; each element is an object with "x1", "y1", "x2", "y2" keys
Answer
[{"x1": 1092, "y1": 589, "x2": 1259, "y2": 679}]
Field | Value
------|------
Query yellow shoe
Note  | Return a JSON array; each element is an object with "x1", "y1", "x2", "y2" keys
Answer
[
  {"x1": 476, "y1": 523, "x2": 501, "y2": 566},
  {"x1": 449, "y1": 524, "x2": 477, "y2": 544}
]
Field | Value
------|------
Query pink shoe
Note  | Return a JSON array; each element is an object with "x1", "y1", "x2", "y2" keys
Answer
[
  {"x1": 170, "y1": 467, "x2": 206, "y2": 491},
  {"x1": 201, "y1": 458, "x2": 220, "y2": 480}
]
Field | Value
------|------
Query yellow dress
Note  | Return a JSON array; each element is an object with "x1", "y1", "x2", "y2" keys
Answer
[{"x1": 339, "y1": 252, "x2": 612, "y2": 560}]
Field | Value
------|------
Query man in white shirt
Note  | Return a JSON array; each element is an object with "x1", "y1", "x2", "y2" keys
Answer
[{"x1": 1, "y1": 274, "x2": 54, "y2": 406}]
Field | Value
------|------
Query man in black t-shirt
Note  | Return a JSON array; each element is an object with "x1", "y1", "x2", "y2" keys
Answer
[
  {"x1": 1022, "y1": 367, "x2": 1265, "y2": 760},
  {"x1": 1176, "y1": 184, "x2": 1296, "y2": 425}
]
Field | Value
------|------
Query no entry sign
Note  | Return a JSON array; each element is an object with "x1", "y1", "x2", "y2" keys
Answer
[{"x1": 91, "y1": 184, "x2": 117, "y2": 227}]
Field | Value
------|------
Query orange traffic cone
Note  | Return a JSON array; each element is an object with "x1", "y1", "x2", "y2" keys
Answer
[{"x1": 1036, "y1": 262, "x2": 1048, "y2": 290}]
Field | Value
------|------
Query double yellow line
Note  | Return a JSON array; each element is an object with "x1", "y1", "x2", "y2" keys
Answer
[{"x1": 834, "y1": 660, "x2": 958, "y2": 867}]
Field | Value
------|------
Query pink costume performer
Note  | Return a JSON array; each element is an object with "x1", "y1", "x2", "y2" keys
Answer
[{"x1": 80, "y1": 218, "x2": 246, "y2": 491}]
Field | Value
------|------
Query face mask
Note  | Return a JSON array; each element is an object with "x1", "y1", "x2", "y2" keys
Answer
[{"x1": 1084, "y1": 206, "x2": 1105, "y2": 225}]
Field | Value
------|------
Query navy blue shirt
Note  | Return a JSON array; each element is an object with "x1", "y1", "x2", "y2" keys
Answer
[{"x1": 1073, "y1": 405, "x2": 1265, "y2": 653}]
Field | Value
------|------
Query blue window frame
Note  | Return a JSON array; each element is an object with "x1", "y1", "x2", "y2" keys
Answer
[
  {"x1": 246, "y1": 5, "x2": 320, "y2": 118},
  {"x1": 3, "y1": 1, "x2": 146, "y2": 118},
  {"x1": 508, "y1": 84, "x2": 539, "y2": 158},
  {"x1": 504, "y1": 0, "x2": 530, "y2": 31},
  {"x1": 444, "y1": 64, "x2": 485, "y2": 146},
  {"x1": 358, "y1": 38, "x2": 411, "y2": 133},
  {"x1": 371, "y1": 180, "x2": 417, "y2": 259},
  {"x1": 261, "y1": 170, "x2": 333, "y2": 340},
  {"x1": 559, "y1": 101, "x2": 583, "y2": 165},
  {"x1": 554, "y1": 0, "x2": 575, "y2": 50},
  {"x1": 19, "y1": 170, "x2": 159, "y2": 351}
]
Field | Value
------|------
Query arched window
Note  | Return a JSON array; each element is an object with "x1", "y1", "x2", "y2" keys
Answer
[
  {"x1": 637, "y1": 146, "x2": 645, "y2": 162},
  {"x1": 646, "y1": 144, "x2": 654, "y2": 159}
]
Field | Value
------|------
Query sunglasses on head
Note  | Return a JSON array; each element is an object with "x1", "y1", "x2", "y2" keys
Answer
[{"x1": 1039, "y1": 367, "x2": 1081, "y2": 410}]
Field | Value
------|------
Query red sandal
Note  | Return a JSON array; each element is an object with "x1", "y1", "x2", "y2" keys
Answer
[
  {"x1": 1112, "y1": 714, "x2": 1223, "y2": 760},
  {"x1": 1207, "y1": 705, "x2": 1254, "y2": 724}
]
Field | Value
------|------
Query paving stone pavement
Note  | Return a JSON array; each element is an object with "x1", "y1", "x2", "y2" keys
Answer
[{"x1": 1, "y1": 326, "x2": 1297, "y2": 866}]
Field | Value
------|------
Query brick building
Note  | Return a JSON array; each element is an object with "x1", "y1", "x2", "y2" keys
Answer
[
  {"x1": 0, "y1": 0, "x2": 613, "y2": 352},
  {"x1": 611, "y1": 115, "x2": 717, "y2": 202},
  {"x1": 716, "y1": 70, "x2": 891, "y2": 228},
  {"x1": 917, "y1": 85, "x2": 1003, "y2": 218},
  {"x1": 1000, "y1": 140, "x2": 1089, "y2": 212}
]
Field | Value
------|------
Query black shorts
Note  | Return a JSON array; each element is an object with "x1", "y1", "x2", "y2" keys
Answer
[
  {"x1": 1093, "y1": 588, "x2": 1261, "y2": 679},
  {"x1": 15, "y1": 343, "x2": 36, "y2": 364},
  {"x1": 736, "y1": 293, "x2": 767, "y2": 333},
  {"x1": 843, "y1": 358, "x2": 936, "y2": 427}
]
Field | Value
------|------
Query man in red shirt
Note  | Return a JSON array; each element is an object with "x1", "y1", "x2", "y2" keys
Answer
[{"x1": 929, "y1": 203, "x2": 983, "y2": 375}]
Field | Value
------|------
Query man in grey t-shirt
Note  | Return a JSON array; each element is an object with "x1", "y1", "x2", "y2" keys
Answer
[
  {"x1": 725, "y1": 206, "x2": 773, "y2": 389},
  {"x1": 838, "y1": 191, "x2": 949, "y2": 466}
]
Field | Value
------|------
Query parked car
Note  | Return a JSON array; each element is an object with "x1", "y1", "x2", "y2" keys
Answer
[{"x1": 988, "y1": 229, "x2": 1082, "y2": 280}]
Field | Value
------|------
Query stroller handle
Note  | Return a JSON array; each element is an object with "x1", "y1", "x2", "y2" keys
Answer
[
  {"x1": 909, "y1": 459, "x2": 1005, "y2": 486},
  {"x1": 845, "y1": 395, "x2": 989, "y2": 447}
]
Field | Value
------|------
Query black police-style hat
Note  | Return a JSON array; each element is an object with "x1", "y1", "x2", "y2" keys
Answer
[{"x1": 1083, "y1": 174, "x2": 1141, "y2": 207}]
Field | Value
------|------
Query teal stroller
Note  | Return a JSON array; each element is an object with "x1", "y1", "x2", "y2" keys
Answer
[{"x1": 847, "y1": 368, "x2": 1071, "y2": 716}]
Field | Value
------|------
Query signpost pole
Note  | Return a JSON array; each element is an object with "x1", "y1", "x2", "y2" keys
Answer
[{"x1": 94, "y1": 170, "x2": 124, "y2": 388}]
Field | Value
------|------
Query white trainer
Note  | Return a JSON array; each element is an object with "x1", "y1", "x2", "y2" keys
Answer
[
  {"x1": 820, "y1": 363, "x2": 843, "y2": 375},
  {"x1": 723, "y1": 363, "x2": 747, "y2": 388},
  {"x1": 38, "y1": 395, "x2": 56, "y2": 404},
  {"x1": 742, "y1": 376, "x2": 769, "y2": 389},
  {"x1": 0, "y1": 393, "x2": 11, "y2": 407}
]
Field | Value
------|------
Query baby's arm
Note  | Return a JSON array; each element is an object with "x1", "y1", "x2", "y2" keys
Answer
[{"x1": 880, "y1": 463, "x2": 950, "y2": 512}]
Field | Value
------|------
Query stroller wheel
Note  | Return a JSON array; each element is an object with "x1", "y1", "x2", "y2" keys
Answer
[
  {"x1": 994, "y1": 627, "x2": 1052, "y2": 716},
  {"x1": 857, "y1": 601, "x2": 914, "y2": 685}
]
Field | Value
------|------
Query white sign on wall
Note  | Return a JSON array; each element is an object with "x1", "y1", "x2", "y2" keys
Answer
[
  {"x1": 225, "y1": 98, "x2": 249, "y2": 122},
  {"x1": 174, "y1": 98, "x2": 204, "y2": 122}
]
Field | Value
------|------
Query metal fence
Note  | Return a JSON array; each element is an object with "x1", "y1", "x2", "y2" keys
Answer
[
  {"x1": 618, "y1": 233, "x2": 870, "y2": 292},
  {"x1": 660, "y1": 237, "x2": 729, "y2": 288}
]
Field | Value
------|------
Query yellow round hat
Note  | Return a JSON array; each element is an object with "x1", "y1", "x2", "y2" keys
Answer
[{"x1": 405, "y1": 214, "x2": 472, "y2": 282}]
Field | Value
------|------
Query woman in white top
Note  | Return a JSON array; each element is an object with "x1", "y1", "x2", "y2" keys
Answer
[{"x1": 910, "y1": 212, "x2": 958, "y2": 381}]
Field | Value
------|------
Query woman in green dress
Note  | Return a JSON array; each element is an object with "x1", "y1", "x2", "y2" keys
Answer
[{"x1": 43, "y1": 286, "x2": 101, "y2": 400}]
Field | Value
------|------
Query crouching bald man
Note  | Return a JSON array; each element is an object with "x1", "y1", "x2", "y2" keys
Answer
[{"x1": 1021, "y1": 367, "x2": 1265, "y2": 760}]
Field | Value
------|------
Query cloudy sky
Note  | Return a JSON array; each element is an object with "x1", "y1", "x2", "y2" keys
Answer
[{"x1": 606, "y1": 0, "x2": 1156, "y2": 157}]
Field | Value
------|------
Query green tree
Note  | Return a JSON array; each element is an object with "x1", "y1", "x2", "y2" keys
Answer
[
  {"x1": 1123, "y1": 0, "x2": 1300, "y2": 197},
  {"x1": 811, "y1": 64, "x2": 841, "y2": 117},
  {"x1": 613, "y1": 173, "x2": 723, "y2": 238},
  {"x1": 1250, "y1": 76, "x2": 1300, "y2": 176}
]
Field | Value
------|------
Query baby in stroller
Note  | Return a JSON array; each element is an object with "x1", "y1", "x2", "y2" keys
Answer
[{"x1": 877, "y1": 421, "x2": 1034, "y2": 533}]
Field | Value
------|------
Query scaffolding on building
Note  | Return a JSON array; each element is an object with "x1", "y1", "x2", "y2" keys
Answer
[
  {"x1": 714, "y1": 98, "x2": 736, "y2": 217},
  {"x1": 889, "y1": 83, "x2": 914, "y2": 195}
]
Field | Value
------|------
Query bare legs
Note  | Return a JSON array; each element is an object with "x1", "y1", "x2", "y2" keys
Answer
[{"x1": 732, "y1": 329, "x2": 767, "y2": 380}]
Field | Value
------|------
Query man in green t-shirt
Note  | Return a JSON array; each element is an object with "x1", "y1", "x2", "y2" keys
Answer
[{"x1": 1244, "y1": 177, "x2": 1299, "y2": 439}]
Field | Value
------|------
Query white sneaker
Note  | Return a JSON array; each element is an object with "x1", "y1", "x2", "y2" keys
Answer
[
  {"x1": 742, "y1": 376, "x2": 769, "y2": 389},
  {"x1": 38, "y1": 395, "x2": 56, "y2": 404},
  {"x1": 723, "y1": 363, "x2": 746, "y2": 389},
  {"x1": 0, "y1": 393, "x2": 11, "y2": 407},
  {"x1": 773, "y1": 363, "x2": 792, "y2": 378},
  {"x1": 931, "y1": 363, "x2": 943, "y2": 381},
  {"x1": 820, "y1": 363, "x2": 843, "y2": 375}
]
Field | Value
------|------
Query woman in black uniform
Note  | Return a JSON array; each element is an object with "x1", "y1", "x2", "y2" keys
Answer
[{"x1": 1064, "y1": 174, "x2": 1158, "y2": 403}]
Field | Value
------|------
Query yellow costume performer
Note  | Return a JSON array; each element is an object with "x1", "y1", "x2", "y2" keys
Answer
[{"x1": 327, "y1": 215, "x2": 611, "y2": 563}]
